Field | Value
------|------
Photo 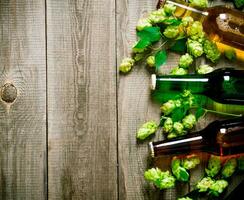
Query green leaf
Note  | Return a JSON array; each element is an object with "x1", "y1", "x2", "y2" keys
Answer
[
  {"x1": 133, "y1": 39, "x2": 151, "y2": 49},
  {"x1": 178, "y1": 167, "x2": 189, "y2": 182},
  {"x1": 170, "y1": 38, "x2": 187, "y2": 53},
  {"x1": 163, "y1": 19, "x2": 182, "y2": 26},
  {"x1": 171, "y1": 104, "x2": 189, "y2": 122},
  {"x1": 195, "y1": 107, "x2": 205, "y2": 120},
  {"x1": 137, "y1": 27, "x2": 161, "y2": 42},
  {"x1": 155, "y1": 50, "x2": 167, "y2": 70}
]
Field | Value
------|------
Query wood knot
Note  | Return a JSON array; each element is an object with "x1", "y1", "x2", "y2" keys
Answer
[{"x1": 1, "y1": 83, "x2": 17, "y2": 103}]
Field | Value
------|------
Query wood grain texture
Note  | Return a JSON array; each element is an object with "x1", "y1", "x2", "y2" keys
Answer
[
  {"x1": 0, "y1": 0, "x2": 46, "y2": 199},
  {"x1": 46, "y1": 0, "x2": 117, "y2": 199}
]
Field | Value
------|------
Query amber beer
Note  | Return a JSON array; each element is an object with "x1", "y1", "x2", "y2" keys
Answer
[
  {"x1": 158, "y1": 0, "x2": 244, "y2": 61},
  {"x1": 149, "y1": 117, "x2": 244, "y2": 157}
]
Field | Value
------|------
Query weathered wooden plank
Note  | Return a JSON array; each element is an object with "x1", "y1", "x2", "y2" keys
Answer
[
  {"x1": 47, "y1": 0, "x2": 117, "y2": 199},
  {"x1": 0, "y1": 0, "x2": 46, "y2": 199},
  {"x1": 117, "y1": 0, "x2": 188, "y2": 199}
]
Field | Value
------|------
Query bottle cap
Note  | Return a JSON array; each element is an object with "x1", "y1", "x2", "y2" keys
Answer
[
  {"x1": 151, "y1": 74, "x2": 156, "y2": 90},
  {"x1": 148, "y1": 142, "x2": 155, "y2": 158}
]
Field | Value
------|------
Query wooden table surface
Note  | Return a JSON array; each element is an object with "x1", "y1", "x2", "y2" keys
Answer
[{"x1": 0, "y1": 0, "x2": 243, "y2": 199}]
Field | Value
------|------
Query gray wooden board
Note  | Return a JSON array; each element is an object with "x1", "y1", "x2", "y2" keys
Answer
[
  {"x1": 0, "y1": 0, "x2": 46, "y2": 199},
  {"x1": 47, "y1": 0, "x2": 117, "y2": 199}
]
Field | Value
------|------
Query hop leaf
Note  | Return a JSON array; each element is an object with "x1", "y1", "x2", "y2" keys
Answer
[{"x1": 155, "y1": 50, "x2": 167, "y2": 69}]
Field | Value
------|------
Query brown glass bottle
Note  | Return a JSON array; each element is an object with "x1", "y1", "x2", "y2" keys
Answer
[
  {"x1": 149, "y1": 117, "x2": 244, "y2": 157},
  {"x1": 158, "y1": 0, "x2": 244, "y2": 61}
]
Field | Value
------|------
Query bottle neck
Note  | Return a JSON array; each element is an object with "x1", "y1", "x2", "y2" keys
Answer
[
  {"x1": 151, "y1": 74, "x2": 210, "y2": 94},
  {"x1": 150, "y1": 133, "x2": 206, "y2": 157}
]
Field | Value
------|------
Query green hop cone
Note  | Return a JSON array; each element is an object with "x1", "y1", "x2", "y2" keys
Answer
[
  {"x1": 136, "y1": 121, "x2": 158, "y2": 140},
  {"x1": 119, "y1": 57, "x2": 135, "y2": 73},
  {"x1": 182, "y1": 114, "x2": 196, "y2": 130},
  {"x1": 189, "y1": 0, "x2": 208, "y2": 8},
  {"x1": 160, "y1": 100, "x2": 176, "y2": 115},
  {"x1": 182, "y1": 155, "x2": 200, "y2": 170},
  {"x1": 146, "y1": 56, "x2": 155, "y2": 67},
  {"x1": 173, "y1": 122, "x2": 185, "y2": 135},
  {"x1": 172, "y1": 157, "x2": 190, "y2": 182},
  {"x1": 205, "y1": 155, "x2": 221, "y2": 178},
  {"x1": 209, "y1": 180, "x2": 228, "y2": 197},
  {"x1": 163, "y1": 117, "x2": 173, "y2": 133},
  {"x1": 148, "y1": 8, "x2": 167, "y2": 24},
  {"x1": 163, "y1": 4, "x2": 176, "y2": 15},
  {"x1": 178, "y1": 197, "x2": 193, "y2": 200},
  {"x1": 163, "y1": 25, "x2": 180, "y2": 39},
  {"x1": 221, "y1": 158, "x2": 237, "y2": 179},
  {"x1": 196, "y1": 177, "x2": 215, "y2": 192},
  {"x1": 224, "y1": 48, "x2": 236, "y2": 61},
  {"x1": 182, "y1": 16, "x2": 194, "y2": 27},
  {"x1": 197, "y1": 64, "x2": 214, "y2": 74},
  {"x1": 167, "y1": 132, "x2": 178, "y2": 139},
  {"x1": 187, "y1": 39, "x2": 204, "y2": 57},
  {"x1": 136, "y1": 18, "x2": 152, "y2": 31},
  {"x1": 170, "y1": 67, "x2": 188, "y2": 75},
  {"x1": 144, "y1": 168, "x2": 175, "y2": 189},
  {"x1": 179, "y1": 53, "x2": 194, "y2": 69},
  {"x1": 203, "y1": 39, "x2": 221, "y2": 63},
  {"x1": 187, "y1": 21, "x2": 204, "y2": 40}
]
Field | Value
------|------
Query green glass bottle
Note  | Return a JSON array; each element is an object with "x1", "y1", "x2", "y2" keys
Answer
[{"x1": 151, "y1": 68, "x2": 244, "y2": 113}]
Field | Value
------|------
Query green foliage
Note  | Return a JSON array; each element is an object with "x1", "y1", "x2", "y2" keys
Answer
[
  {"x1": 172, "y1": 158, "x2": 190, "y2": 182},
  {"x1": 144, "y1": 168, "x2": 176, "y2": 189},
  {"x1": 221, "y1": 158, "x2": 237, "y2": 179},
  {"x1": 195, "y1": 107, "x2": 205, "y2": 120},
  {"x1": 233, "y1": 0, "x2": 244, "y2": 9},
  {"x1": 136, "y1": 121, "x2": 158, "y2": 140},
  {"x1": 203, "y1": 40, "x2": 221, "y2": 63},
  {"x1": 170, "y1": 39, "x2": 187, "y2": 53},
  {"x1": 224, "y1": 48, "x2": 236, "y2": 61},
  {"x1": 136, "y1": 18, "x2": 152, "y2": 31},
  {"x1": 205, "y1": 155, "x2": 221, "y2": 178},
  {"x1": 182, "y1": 155, "x2": 200, "y2": 170},
  {"x1": 155, "y1": 50, "x2": 167, "y2": 69}
]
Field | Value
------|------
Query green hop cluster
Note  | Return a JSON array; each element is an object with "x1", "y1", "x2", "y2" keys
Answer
[
  {"x1": 203, "y1": 39, "x2": 221, "y2": 63},
  {"x1": 182, "y1": 16, "x2": 194, "y2": 27},
  {"x1": 237, "y1": 156, "x2": 244, "y2": 170},
  {"x1": 164, "y1": 4, "x2": 176, "y2": 15},
  {"x1": 187, "y1": 21, "x2": 204, "y2": 40},
  {"x1": 163, "y1": 25, "x2": 180, "y2": 39},
  {"x1": 170, "y1": 67, "x2": 188, "y2": 75},
  {"x1": 119, "y1": 57, "x2": 135, "y2": 73},
  {"x1": 182, "y1": 114, "x2": 196, "y2": 130},
  {"x1": 178, "y1": 197, "x2": 192, "y2": 200},
  {"x1": 132, "y1": 41, "x2": 147, "y2": 53},
  {"x1": 146, "y1": 56, "x2": 155, "y2": 67},
  {"x1": 187, "y1": 39, "x2": 203, "y2": 57},
  {"x1": 136, "y1": 18, "x2": 152, "y2": 31},
  {"x1": 209, "y1": 180, "x2": 228, "y2": 197},
  {"x1": 172, "y1": 157, "x2": 189, "y2": 182},
  {"x1": 144, "y1": 168, "x2": 175, "y2": 189},
  {"x1": 221, "y1": 158, "x2": 237, "y2": 179},
  {"x1": 163, "y1": 117, "x2": 173, "y2": 133},
  {"x1": 182, "y1": 155, "x2": 200, "y2": 170},
  {"x1": 205, "y1": 155, "x2": 221, "y2": 178},
  {"x1": 197, "y1": 177, "x2": 215, "y2": 192},
  {"x1": 197, "y1": 64, "x2": 214, "y2": 74},
  {"x1": 148, "y1": 8, "x2": 167, "y2": 24},
  {"x1": 189, "y1": 0, "x2": 208, "y2": 8},
  {"x1": 179, "y1": 53, "x2": 193, "y2": 69},
  {"x1": 173, "y1": 122, "x2": 185, "y2": 135},
  {"x1": 136, "y1": 121, "x2": 158, "y2": 140},
  {"x1": 224, "y1": 48, "x2": 236, "y2": 61}
]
